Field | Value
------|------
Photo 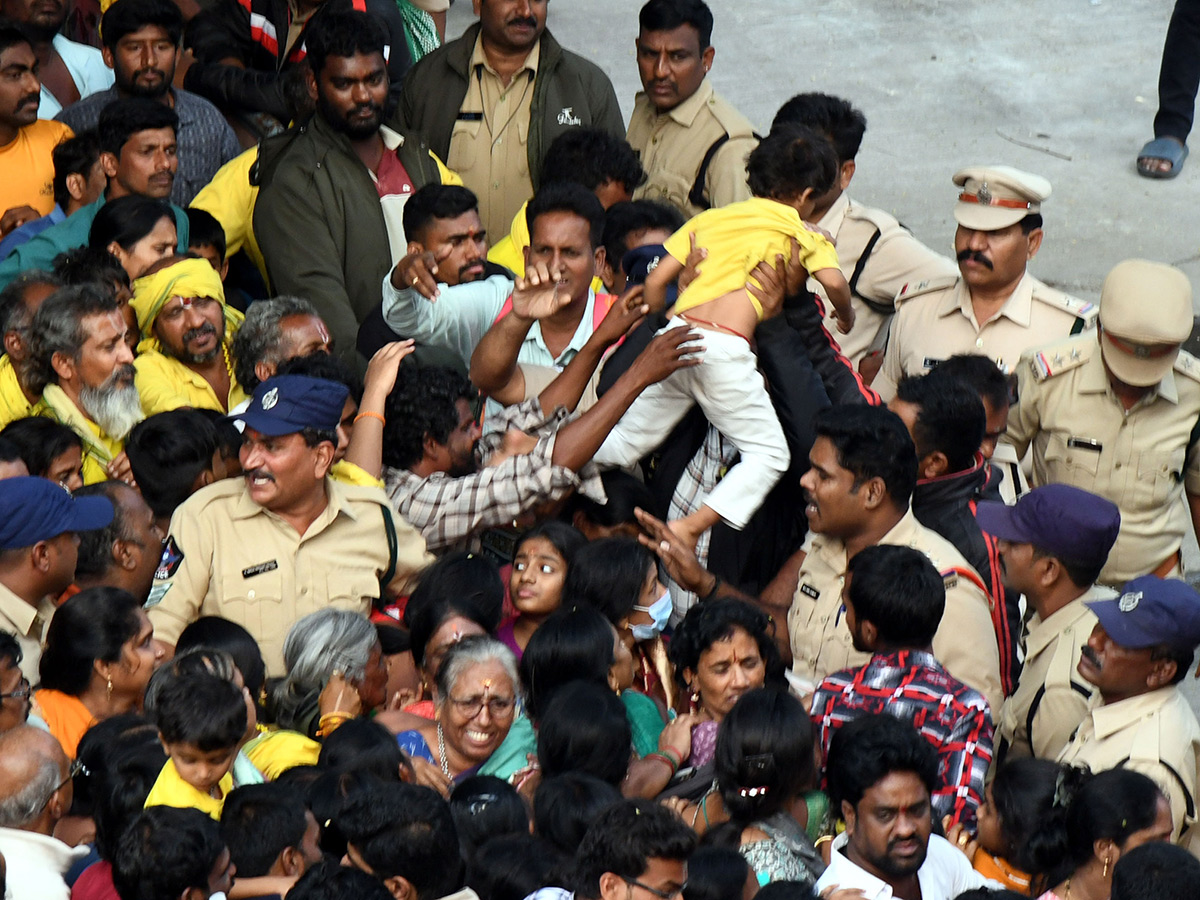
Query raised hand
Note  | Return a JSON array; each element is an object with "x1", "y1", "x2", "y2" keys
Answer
[{"x1": 511, "y1": 261, "x2": 569, "y2": 320}]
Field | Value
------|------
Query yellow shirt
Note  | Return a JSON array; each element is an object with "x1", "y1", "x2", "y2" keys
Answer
[
  {"x1": 663, "y1": 197, "x2": 840, "y2": 318},
  {"x1": 0, "y1": 120, "x2": 72, "y2": 218},
  {"x1": 242, "y1": 728, "x2": 321, "y2": 780},
  {"x1": 0, "y1": 355, "x2": 35, "y2": 428},
  {"x1": 144, "y1": 757, "x2": 234, "y2": 820},
  {"x1": 33, "y1": 384, "x2": 123, "y2": 484},
  {"x1": 447, "y1": 36, "x2": 539, "y2": 239},
  {"x1": 189, "y1": 147, "x2": 267, "y2": 286},
  {"x1": 133, "y1": 344, "x2": 247, "y2": 416},
  {"x1": 331, "y1": 459, "x2": 385, "y2": 489}
]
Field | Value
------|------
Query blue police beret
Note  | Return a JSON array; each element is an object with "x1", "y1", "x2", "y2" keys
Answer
[
  {"x1": 234, "y1": 375, "x2": 350, "y2": 436},
  {"x1": 0, "y1": 476, "x2": 114, "y2": 550},
  {"x1": 975, "y1": 484, "x2": 1120, "y2": 571},
  {"x1": 1086, "y1": 575, "x2": 1200, "y2": 651}
]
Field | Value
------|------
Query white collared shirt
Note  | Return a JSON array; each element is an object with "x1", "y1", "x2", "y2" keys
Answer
[
  {"x1": 0, "y1": 826, "x2": 88, "y2": 900},
  {"x1": 815, "y1": 832, "x2": 993, "y2": 900}
]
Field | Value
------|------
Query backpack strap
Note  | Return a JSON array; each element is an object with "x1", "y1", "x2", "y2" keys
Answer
[
  {"x1": 848, "y1": 226, "x2": 897, "y2": 316},
  {"x1": 378, "y1": 504, "x2": 398, "y2": 604}
]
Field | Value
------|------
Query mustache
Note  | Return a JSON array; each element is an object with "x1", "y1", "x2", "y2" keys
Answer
[
  {"x1": 245, "y1": 469, "x2": 275, "y2": 483},
  {"x1": 106, "y1": 363, "x2": 136, "y2": 389},
  {"x1": 19, "y1": 92, "x2": 39, "y2": 108},
  {"x1": 133, "y1": 67, "x2": 166, "y2": 80},
  {"x1": 507, "y1": 16, "x2": 538, "y2": 27},
  {"x1": 1080, "y1": 645, "x2": 1102, "y2": 669},
  {"x1": 183, "y1": 322, "x2": 217, "y2": 343},
  {"x1": 957, "y1": 249, "x2": 994, "y2": 270},
  {"x1": 458, "y1": 258, "x2": 486, "y2": 279}
]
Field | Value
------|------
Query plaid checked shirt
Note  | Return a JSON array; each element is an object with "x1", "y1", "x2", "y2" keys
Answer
[
  {"x1": 383, "y1": 399, "x2": 606, "y2": 553},
  {"x1": 811, "y1": 649, "x2": 994, "y2": 826}
]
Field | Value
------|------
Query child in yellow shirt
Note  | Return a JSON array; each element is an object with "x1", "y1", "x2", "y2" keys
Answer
[
  {"x1": 144, "y1": 669, "x2": 246, "y2": 820},
  {"x1": 594, "y1": 125, "x2": 854, "y2": 546}
]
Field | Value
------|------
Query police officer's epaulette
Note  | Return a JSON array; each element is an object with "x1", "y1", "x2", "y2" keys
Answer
[
  {"x1": 704, "y1": 93, "x2": 756, "y2": 139},
  {"x1": 894, "y1": 275, "x2": 958, "y2": 306},
  {"x1": 843, "y1": 201, "x2": 901, "y2": 233},
  {"x1": 1024, "y1": 335, "x2": 1093, "y2": 382},
  {"x1": 1031, "y1": 284, "x2": 1099, "y2": 331},
  {"x1": 1174, "y1": 349, "x2": 1200, "y2": 384}
]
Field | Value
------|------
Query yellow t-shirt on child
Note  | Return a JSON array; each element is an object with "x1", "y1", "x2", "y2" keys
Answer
[
  {"x1": 663, "y1": 196, "x2": 840, "y2": 319},
  {"x1": 143, "y1": 758, "x2": 234, "y2": 820},
  {"x1": 0, "y1": 120, "x2": 72, "y2": 218}
]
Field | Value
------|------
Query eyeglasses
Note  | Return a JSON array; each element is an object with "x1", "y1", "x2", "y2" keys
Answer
[
  {"x1": 47, "y1": 759, "x2": 88, "y2": 800},
  {"x1": 447, "y1": 694, "x2": 516, "y2": 719},
  {"x1": 620, "y1": 876, "x2": 686, "y2": 900}
]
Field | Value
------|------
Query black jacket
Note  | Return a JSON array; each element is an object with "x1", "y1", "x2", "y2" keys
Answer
[
  {"x1": 185, "y1": 0, "x2": 412, "y2": 124},
  {"x1": 911, "y1": 457, "x2": 1021, "y2": 695}
]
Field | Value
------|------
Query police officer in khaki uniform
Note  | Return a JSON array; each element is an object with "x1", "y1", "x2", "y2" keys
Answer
[
  {"x1": 0, "y1": 477, "x2": 113, "y2": 681},
  {"x1": 625, "y1": 0, "x2": 757, "y2": 219},
  {"x1": 1007, "y1": 259, "x2": 1200, "y2": 586},
  {"x1": 976, "y1": 484, "x2": 1121, "y2": 767},
  {"x1": 786, "y1": 405, "x2": 1003, "y2": 713},
  {"x1": 874, "y1": 165, "x2": 1097, "y2": 402},
  {"x1": 1058, "y1": 575, "x2": 1200, "y2": 856},
  {"x1": 146, "y1": 375, "x2": 432, "y2": 675},
  {"x1": 770, "y1": 93, "x2": 957, "y2": 371}
]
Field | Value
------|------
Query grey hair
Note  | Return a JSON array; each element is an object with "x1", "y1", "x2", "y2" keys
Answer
[
  {"x1": 433, "y1": 634, "x2": 521, "y2": 705},
  {"x1": 27, "y1": 284, "x2": 120, "y2": 393},
  {"x1": 231, "y1": 295, "x2": 319, "y2": 391},
  {"x1": 0, "y1": 270, "x2": 63, "y2": 337},
  {"x1": 143, "y1": 647, "x2": 238, "y2": 720},
  {"x1": 0, "y1": 756, "x2": 61, "y2": 828}
]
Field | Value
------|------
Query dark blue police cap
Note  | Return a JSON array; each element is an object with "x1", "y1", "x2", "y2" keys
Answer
[
  {"x1": 975, "y1": 484, "x2": 1120, "y2": 571},
  {"x1": 234, "y1": 375, "x2": 349, "y2": 436},
  {"x1": 622, "y1": 244, "x2": 679, "y2": 309},
  {"x1": 0, "y1": 476, "x2": 114, "y2": 550},
  {"x1": 1087, "y1": 575, "x2": 1200, "y2": 651}
]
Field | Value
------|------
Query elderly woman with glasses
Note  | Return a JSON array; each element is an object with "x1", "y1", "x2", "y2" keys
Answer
[{"x1": 395, "y1": 635, "x2": 526, "y2": 795}]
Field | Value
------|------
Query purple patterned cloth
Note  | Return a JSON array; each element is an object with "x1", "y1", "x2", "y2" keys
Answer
[{"x1": 689, "y1": 720, "x2": 719, "y2": 767}]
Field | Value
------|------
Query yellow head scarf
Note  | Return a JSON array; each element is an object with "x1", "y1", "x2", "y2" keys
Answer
[{"x1": 129, "y1": 258, "x2": 244, "y2": 355}]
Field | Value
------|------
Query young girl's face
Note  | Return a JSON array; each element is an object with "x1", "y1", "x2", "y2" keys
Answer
[
  {"x1": 510, "y1": 536, "x2": 568, "y2": 617},
  {"x1": 974, "y1": 783, "x2": 1007, "y2": 855}
]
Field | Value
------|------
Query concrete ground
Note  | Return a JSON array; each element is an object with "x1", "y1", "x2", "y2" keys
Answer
[{"x1": 446, "y1": 0, "x2": 1200, "y2": 702}]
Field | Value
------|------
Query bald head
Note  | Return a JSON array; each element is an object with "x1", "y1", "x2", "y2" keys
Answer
[{"x1": 0, "y1": 726, "x2": 70, "y2": 833}]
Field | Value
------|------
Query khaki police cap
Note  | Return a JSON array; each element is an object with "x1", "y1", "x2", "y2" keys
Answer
[
  {"x1": 953, "y1": 165, "x2": 1051, "y2": 231},
  {"x1": 1098, "y1": 258, "x2": 1193, "y2": 387}
]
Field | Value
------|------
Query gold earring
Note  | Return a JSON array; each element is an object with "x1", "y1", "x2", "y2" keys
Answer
[
  {"x1": 1102, "y1": 857, "x2": 1110, "y2": 878},
  {"x1": 106, "y1": 676, "x2": 113, "y2": 699}
]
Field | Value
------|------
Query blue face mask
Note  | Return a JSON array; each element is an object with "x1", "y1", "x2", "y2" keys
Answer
[{"x1": 630, "y1": 589, "x2": 672, "y2": 640}]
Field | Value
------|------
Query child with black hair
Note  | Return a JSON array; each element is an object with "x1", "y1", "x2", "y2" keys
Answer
[
  {"x1": 594, "y1": 124, "x2": 854, "y2": 548},
  {"x1": 144, "y1": 669, "x2": 248, "y2": 819}
]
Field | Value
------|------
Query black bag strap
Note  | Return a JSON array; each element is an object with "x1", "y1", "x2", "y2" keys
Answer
[{"x1": 687, "y1": 134, "x2": 731, "y2": 211}]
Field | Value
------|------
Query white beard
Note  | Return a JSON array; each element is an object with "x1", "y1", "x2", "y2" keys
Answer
[{"x1": 79, "y1": 367, "x2": 144, "y2": 440}]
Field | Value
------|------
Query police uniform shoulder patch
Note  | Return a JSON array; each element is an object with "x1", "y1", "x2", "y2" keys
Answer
[
  {"x1": 1031, "y1": 282, "x2": 1098, "y2": 329},
  {"x1": 894, "y1": 275, "x2": 958, "y2": 306},
  {"x1": 1174, "y1": 349, "x2": 1200, "y2": 384},
  {"x1": 1022, "y1": 336, "x2": 1094, "y2": 382},
  {"x1": 154, "y1": 536, "x2": 184, "y2": 582}
]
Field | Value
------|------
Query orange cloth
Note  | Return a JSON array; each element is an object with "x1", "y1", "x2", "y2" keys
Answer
[
  {"x1": 971, "y1": 848, "x2": 1031, "y2": 894},
  {"x1": 0, "y1": 120, "x2": 72, "y2": 218},
  {"x1": 32, "y1": 689, "x2": 96, "y2": 758}
]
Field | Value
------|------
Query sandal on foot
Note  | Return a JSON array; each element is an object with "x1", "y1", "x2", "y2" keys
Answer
[{"x1": 1137, "y1": 137, "x2": 1188, "y2": 179}]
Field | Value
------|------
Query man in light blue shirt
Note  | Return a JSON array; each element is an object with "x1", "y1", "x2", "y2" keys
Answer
[{"x1": 382, "y1": 182, "x2": 611, "y2": 375}]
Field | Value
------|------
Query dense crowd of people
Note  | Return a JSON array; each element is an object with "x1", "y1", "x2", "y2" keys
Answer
[{"x1": 0, "y1": 0, "x2": 1199, "y2": 899}]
